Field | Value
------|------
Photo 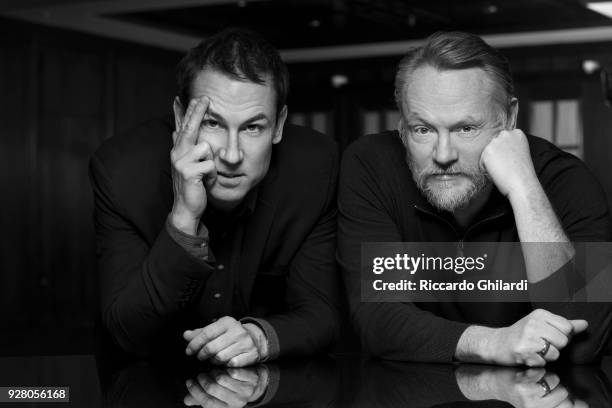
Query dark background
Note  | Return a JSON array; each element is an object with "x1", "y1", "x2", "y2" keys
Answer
[{"x1": 1, "y1": 0, "x2": 612, "y2": 353}]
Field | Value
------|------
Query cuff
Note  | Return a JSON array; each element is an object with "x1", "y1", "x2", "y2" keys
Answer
[
  {"x1": 165, "y1": 215, "x2": 210, "y2": 261},
  {"x1": 240, "y1": 317, "x2": 280, "y2": 361},
  {"x1": 247, "y1": 364, "x2": 280, "y2": 407}
]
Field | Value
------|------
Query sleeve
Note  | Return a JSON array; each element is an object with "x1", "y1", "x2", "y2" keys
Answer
[
  {"x1": 256, "y1": 149, "x2": 342, "y2": 358},
  {"x1": 337, "y1": 145, "x2": 469, "y2": 362},
  {"x1": 89, "y1": 153, "x2": 216, "y2": 356},
  {"x1": 533, "y1": 156, "x2": 612, "y2": 363},
  {"x1": 165, "y1": 217, "x2": 211, "y2": 261}
]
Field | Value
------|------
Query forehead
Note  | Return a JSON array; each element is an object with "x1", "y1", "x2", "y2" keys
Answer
[
  {"x1": 191, "y1": 68, "x2": 276, "y2": 119},
  {"x1": 402, "y1": 65, "x2": 499, "y2": 122}
]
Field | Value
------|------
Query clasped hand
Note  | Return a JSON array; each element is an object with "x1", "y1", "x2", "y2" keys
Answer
[{"x1": 184, "y1": 316, "x2": 268, "y2": 367}]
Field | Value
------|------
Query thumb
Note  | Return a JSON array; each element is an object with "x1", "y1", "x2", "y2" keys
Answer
[{"x1": 569, "y1": 319, "x2": 588, "y2": 333}]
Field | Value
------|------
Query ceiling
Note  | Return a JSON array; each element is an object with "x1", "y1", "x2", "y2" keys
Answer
[{"x1": 3, "y1": 0, "x2": 612, "y2": 61}]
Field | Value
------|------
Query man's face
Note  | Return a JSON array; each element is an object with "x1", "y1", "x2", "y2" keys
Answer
[
  {"x1": 399, "y1": 65, "x2": 507, "y2": 213},
  {"x1": 176, "y1": 69, "x2": 286, "y2": 211}
]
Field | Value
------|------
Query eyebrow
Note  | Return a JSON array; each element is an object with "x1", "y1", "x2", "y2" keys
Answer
[
  {"x1": 204, "y1": 110, "x2": 270, "y2": 124},
  {"x1": 405, "y1": 114, "x2": 484, "y2": 127}
]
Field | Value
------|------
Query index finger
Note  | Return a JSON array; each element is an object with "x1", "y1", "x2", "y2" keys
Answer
[
  {"x1": 178, "y1": 96, "x2": 209, "y2": 149},
  {"x1": 536, "y1": 310, "x2": 574, "y2": 337}
]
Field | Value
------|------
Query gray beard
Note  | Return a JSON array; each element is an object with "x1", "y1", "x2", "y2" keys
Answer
[{"x1": 407, "y1": 156, "x2": 491, "y2": 213}]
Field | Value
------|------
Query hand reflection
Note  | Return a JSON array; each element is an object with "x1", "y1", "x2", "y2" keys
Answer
[
  {"x1": 456, "y1": 365, "x2": 588, "y2": 408},
  {"x1": 183, "y1": 365, "x2": 269, "y2": 407}
]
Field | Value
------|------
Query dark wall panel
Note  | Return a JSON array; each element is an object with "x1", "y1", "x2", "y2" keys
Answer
[
  {"x1": 0, "y1": 19, "x2": 179, "y2": 332},
  {"x1": 0, "y1": 36, "x2": 34, "y2": 327}
]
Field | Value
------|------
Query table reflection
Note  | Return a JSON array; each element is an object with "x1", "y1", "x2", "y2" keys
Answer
[{"x1": 97, "y1": 354, "x2": 612, "y2": 408}]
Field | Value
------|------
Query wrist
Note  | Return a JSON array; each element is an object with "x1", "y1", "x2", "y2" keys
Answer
[
  {"x1": 507, "y1": 174, "x2": 542, "y2": 206},
  {"x1": 455, "y1": 366, "x2": 495, "y2": 401},
  {"x1": 169, "y1": 206, "x2": 200, "y2": 235},
  {"x1": 244, "y1": 323, "x2": 269, "y2": 361},
  {"x1": 456, "y1": 326, "x2": 497, "y2": 363}
]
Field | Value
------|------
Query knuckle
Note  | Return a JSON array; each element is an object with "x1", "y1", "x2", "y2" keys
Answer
[
  {"x1": 202, "y1": 382, "x2": 216, "y2": 394},
  {"x1": 202, "y1": 344, "x2": 214, "y2": 355},
  {"x1": 220, "y1": 316, "x2": 236, "y2": 325}
]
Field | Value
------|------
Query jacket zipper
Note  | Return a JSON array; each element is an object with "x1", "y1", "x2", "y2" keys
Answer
[{"x1": 414, "y1": 205, "x2": 507, "y2": 257}]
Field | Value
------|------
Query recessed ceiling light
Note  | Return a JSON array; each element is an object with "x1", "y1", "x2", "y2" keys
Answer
[
  {"x1": 331, "y1": 74, "x2": 348, "y2": 88},
  {"x1": 587, "y1": 1, "x2": 612, "y2": 18},
  {"x1": 582, "y1": 59, "x2": 601, "y2": 74},
  {"x1": 309, "y1": 19, "x2": 321, "y2": 28},
  {"x1": 484, "y1": 4, "x2": 498, "y2": 14}
]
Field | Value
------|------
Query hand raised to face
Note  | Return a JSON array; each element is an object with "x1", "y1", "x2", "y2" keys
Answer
[
  {"x1": 170, "y1": 96, "x2": 217, "y2": 235},
  {"x1": 479, "y1": 129, "x2": 539, "y2": 200}
]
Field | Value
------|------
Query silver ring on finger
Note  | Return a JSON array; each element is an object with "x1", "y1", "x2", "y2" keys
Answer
[
  {"x1": 536, "y1": 338, "x2": 551, "y2": 358},
  {"x1": 536, "y1": 378, "x2": 552, "y2": 397}
]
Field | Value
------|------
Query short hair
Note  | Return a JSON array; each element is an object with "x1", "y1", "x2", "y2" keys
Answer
[
  {"x1": 394, "y1": 31, "x2": 514, "y2": 121},
  {"x1": 176, "y1": 27, "x2": 289, "y2": 119}
]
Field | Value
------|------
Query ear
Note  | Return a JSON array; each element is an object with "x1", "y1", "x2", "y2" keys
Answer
[
  {"x1": 272, "y1": 105, "x2": 288, "y2": 144},
  {"x1": 173, "y1": 96, "x2": 184, "y2": 131},
  {"x1": 506, "y1": 97, "x2": 519, "y2": 130}
]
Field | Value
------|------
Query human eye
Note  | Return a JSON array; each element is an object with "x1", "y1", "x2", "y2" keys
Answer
[
  {"x1": 456, "y1": 125, "x2": 479, "y2": 137},
  {"x1": 412, "y1": 126, "x2": 433, "y2": 136},
  {"x1": 201, "y1": 119, "x2": 220, "y2": 129},
  {"x1": 244, "y1": 123, "x2": 265, "y2": 134},
  {"x1": 246, "y1": 124, "x2": 261, "y2": 132}
]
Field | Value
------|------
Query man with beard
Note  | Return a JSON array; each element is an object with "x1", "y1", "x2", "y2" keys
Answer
[{"x1": 338, "y1": 31, "x2": 612, "y2": 366}]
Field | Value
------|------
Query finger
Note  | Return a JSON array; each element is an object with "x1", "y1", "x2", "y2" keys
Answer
[
  {"x1": 573, "y1": 399, "x2": 588, "y2": 408},
  {"x1": 569, "y1": 319, "x2": 588, "y2": 334},
  {"x1": 215, "y1": 373, "x2": 256, "y2": 396},
  {"x1": 541, "y1": 384, "x2": 569, "y2": 405},
  {"x1": 182, "y1": 394, "x2": 199, "y2": 406},
  {"x1": 543, "y1": 344, "x2": 560, "y2": 362},
  {"x1": 525, "y1": 353, "x2": 547, "y2": 368},
  {"x1": 227, "y1": 350, "x2": 260, "y2": 368},
  {"x1": 541, "y1": 373, "x2": 560, "y2": 392},
  {"x1": 196, "y1": 373, "x2": 242, "y2": 406},
  {"x1": 187, "y1": 140, "x2": 215, "y2": 163},
  {"x1": 227, "y1": 368, "x2": 260, "y2": 384},
  {"x1": 179, "y1": 159, "x2": 217, "y2": 184},
  {"x1": 212, "y1": 335, "x2": 256, "y2": 365},
  {"x1": 179, "y1": 99, "x2": 197, "y2": 132},
  {"x1": 538, "y1": 325, "x2": 569, "y2": 351},
  {"x1": 544, "y1": 313, "x2": 574, "y2": 337},
  {"x1": 179, "y1": 97, "x2": 209, "y2": 149},
  {"x1": 186, "y1": 321, "x2": 229, "y2": 356},
  {"x1": 183, "y1": 327, "x2": 204, "y2": 342},
  {"x1": 197, "y1": 331, "x2": 241, "y2": 361},
  {"x1": 174, "y1": 99, "x2": 197, "y2": 148},
  {"x1": 185, "y1": 378, "x2": 224, "y2": 407},
  {"x1": 521, "y1": 368, "x2": 546, "y2": 382}
]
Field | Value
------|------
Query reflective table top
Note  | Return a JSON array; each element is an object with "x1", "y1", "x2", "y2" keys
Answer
[{"x1": 1, "y1": 350, "x2": 611, "y2": 407}]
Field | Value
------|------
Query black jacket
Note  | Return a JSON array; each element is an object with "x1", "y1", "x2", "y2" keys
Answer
[{"x1": 90, "y1": 116, "x2": 340, "y2": 358}]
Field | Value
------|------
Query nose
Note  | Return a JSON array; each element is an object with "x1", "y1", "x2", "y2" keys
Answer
[
  {"x1": 218, "y1": 129, "x2": 244, "y2": 165},
  {"x1": 432, "y1": 131, "x2": 458, "y2": 168}
]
